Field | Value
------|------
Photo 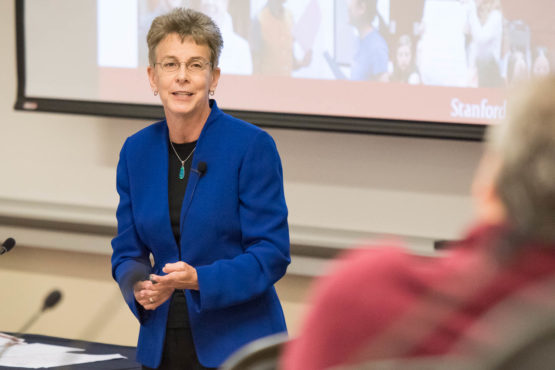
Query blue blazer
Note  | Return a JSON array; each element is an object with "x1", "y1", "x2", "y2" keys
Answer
[{"x1": 111, "y1": 101, "x2": 290, "y2": 368}]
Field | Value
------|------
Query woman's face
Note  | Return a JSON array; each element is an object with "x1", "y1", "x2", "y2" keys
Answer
[{"x1": 148, "y1": 33, "x2": 220, "y2": 120}]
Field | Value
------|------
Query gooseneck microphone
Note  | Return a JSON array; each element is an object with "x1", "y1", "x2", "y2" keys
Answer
[
  {"x1": 42, "y1": 290, "x2": 63, "y2": 311},
  {"x1": 0, "y1": 238, "x2": 15, "y2": 255},
  {"x1": 17, "y1": 289, "x2": 63, "y2": 334}
]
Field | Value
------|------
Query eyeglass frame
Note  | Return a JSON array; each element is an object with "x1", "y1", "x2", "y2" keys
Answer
[{"x1": 154, "y1": 57, "x2": 213, "y2": 74}]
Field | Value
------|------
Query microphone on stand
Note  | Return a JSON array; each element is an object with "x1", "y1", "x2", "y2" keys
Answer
[
  {"x1": 16, "y1": 290, "x2": 63, "y2": 334},
  {"x1": 0, "y1": 238, "x2": 15, "y2": 255},
  {"x1": 0, "y1": 289, "x2": 63, "y2": 358}
]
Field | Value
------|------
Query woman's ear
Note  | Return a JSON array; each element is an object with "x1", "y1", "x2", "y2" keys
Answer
[
  {"x1": 210, "y1": 67, "x2": 221, "y2": 92},
  {"x1": 147, "y1": 65, "x2": 158, "y2": 93}
]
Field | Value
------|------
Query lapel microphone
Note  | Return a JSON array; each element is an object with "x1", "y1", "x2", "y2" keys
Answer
[{"x1": 193, "y1": 161, "x2": 207, "y2": 177}]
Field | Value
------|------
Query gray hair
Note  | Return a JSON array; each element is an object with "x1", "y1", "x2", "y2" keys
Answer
[
  {"x1": 147, "y1": 8, "x2": 223, "y2": 68},
  {"x1": 488, "y1": 76, "x2": 555, "y2": 242}
]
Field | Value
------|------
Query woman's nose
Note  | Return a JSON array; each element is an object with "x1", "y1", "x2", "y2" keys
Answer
[{"x1": 175, "y1": 63, "x2": 189, "y2": 82}]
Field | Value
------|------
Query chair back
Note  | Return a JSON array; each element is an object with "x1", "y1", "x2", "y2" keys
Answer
[{"x1": 219, "y1": 333, "x2": 288, "y2": 370}]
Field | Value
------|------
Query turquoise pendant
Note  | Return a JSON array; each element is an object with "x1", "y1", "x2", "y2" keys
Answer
[{"x1": 179, "y1": 165, "x2": 185, "y2": 180}]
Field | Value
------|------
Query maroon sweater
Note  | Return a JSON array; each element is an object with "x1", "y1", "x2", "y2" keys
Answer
[{"x1": 282, "y1": 224, "x2": 555, "y2": 370}]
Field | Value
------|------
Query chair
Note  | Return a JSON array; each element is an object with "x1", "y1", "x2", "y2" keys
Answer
[{"x1": 219, "y1": 333, "x2": 289, "y2": 370}]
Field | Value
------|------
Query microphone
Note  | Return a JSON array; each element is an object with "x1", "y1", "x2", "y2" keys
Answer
[
  {"x1": 42, "y1": 290, "x2": 62, "y2": 311},
  {"x1": 15, "y1": 289, "x2": 63, "y2": 334},
  {"x1": 0, "y1": 238, "x2": 15, "y2": 255},
  {"x1": 193, "y1": 161, "x2": 207, "y2": 177}
]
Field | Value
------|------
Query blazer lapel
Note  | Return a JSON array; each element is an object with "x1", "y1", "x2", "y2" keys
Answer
[
  {"x1": 179, "y1": 100, "x2": 220, "y2": 236},
  {"x1": 146, "y1": 122, "x2": 180, "y2": 254}
]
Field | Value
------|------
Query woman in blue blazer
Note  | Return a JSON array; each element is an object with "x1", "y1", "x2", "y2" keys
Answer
[{"x1": 111, "y1": 8, "x2": 290, "y2": 369}]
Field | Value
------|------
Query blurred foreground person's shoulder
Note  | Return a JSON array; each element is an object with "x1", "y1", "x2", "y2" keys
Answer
[
  {"x1": 281, "y1": 76, "x2": 555, "y2": 370},
  {"x1": 280, "y1": 242, "x2": 449, "y2": 370}
]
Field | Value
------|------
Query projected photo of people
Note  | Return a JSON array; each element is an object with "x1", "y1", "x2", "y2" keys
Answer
[
  {"x1": 250, "y1": 0, "x2": 314, "y2": 77},
  {"x1": 387, "y1": 34, "x2": 420, "y2": 84},
  {"x1": 384, "y1": 0, "x2": 424, "y2": 84},
  {"x1": 95, "y1": 0, "x2": 555, "y2": 126},
  {"x1": 463, "y1": 0, "x2": 503, "y2": 87},
  {"x1": 326, "y1": 0, "x2": 389, "y2": 81},
  {"x1": 137, "y1": 0, "x2": 553, "y2": 86},
  {"x1": 139, "y1": 0, "x2": 253, "y2": 75}
]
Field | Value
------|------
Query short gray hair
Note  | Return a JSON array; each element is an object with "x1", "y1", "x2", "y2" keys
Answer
[
  {"x1": 147, "y1": 8, "x2": 223, "y2": 68},
  {"x1": 488, "y1": 76, "x2": 555, "y2": 242}
]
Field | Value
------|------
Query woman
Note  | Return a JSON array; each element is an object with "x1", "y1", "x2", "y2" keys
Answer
[
  {"x1": 111, "y1": 8, "x2": 290, "y2": 369},
  {"x1": 281, "y1": 76, "x2": 555, "y2": 369}
]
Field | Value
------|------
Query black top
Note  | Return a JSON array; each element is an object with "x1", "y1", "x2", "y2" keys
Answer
[
  {"x1": 168, "y1": 140, "x2": 197, "y2": 248},
  {"x1": 167, "y1": 140, "x2": 196, "y2": 329}
]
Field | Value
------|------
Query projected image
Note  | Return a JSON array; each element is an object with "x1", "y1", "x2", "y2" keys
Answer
[
  {"x1": 131, "y1": 0, "x2": 553, "y2": 85},
  {"x1": 138, "y1": 0, "x2": 253, "y2": 74},
  {"x1": 29, "y1": 0, "x2": 553, "y2": 126},
  {"x1": 136, "y1": 0, "x2": 322, "y2": 77}
]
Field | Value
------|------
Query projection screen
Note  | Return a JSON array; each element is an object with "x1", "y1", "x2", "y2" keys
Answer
[{"x1": 14, "y1": 0, "x2": 555, "y2": 140}]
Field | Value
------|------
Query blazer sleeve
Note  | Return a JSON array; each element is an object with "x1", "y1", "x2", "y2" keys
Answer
[
  {"x1": 192, "y1": 130, "x2": 290, "y2": 311},
  {"x1": 111, "y1": 139, "x2": 152, "y2": 322}
]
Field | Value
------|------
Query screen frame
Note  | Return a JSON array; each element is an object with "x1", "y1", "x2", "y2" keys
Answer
[{"x1": 13, "y1": 0, "x2": 486, "y2": 141}]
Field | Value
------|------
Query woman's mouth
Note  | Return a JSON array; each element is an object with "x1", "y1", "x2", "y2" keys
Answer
[{"x1": 172, "y1": 91, "x2": 193, "y2": 96}]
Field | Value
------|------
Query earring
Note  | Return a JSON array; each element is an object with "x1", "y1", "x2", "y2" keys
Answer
[
  {"x1": 209, "y1": 90, "x2": 215, "y2": 96},
  {"x1": 154, "y1": 90, "x2": 158, "y2": 96}
]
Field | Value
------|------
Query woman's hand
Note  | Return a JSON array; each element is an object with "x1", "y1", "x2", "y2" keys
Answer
[
  {"x1": 150, "y1": 261, "x2": 199, "y2": 290},
  {"x1": 133, "y1": 279, "x2": 174, "y2": 310}
]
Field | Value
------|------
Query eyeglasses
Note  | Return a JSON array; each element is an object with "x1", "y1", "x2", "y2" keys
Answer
[{"x1": 155, "y1": 58, "x2": 211, "y2": 73}]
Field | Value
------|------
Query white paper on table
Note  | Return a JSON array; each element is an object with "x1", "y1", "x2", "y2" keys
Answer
[{"x1": 0, "y1": 341, "x2": 126, "y2": 368}]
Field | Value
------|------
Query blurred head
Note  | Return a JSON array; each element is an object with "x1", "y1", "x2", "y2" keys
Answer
[
  {"x1": 147, "y1": 7, "x2": 223, "y2": 68},
  {"x1": 474, "y1": 77, "x2": 555, "y2": 243},
  {"x1": 477, "y1": 0, "x2": 501, "y2": 24},
  {"x1": 347, "y1": 0, "x2": 377, "y2": 29}
]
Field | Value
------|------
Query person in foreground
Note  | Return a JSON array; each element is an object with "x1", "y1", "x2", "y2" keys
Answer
[
  {"x1": 111, "y1": 8, "x2": 290, "y2": 370},
  {"x1": 281, "y1": 76, "x2": 555, "y2": 370}
]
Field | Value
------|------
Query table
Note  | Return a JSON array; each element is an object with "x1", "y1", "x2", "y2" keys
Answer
[{"x1": 0, "y1": 334, "x2": 141, "y2": 369}]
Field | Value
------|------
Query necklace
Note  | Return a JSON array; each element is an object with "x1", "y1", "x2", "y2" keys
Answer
[{"x1": 169, "y1": 141, "x2": 196, "y2": 180}]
